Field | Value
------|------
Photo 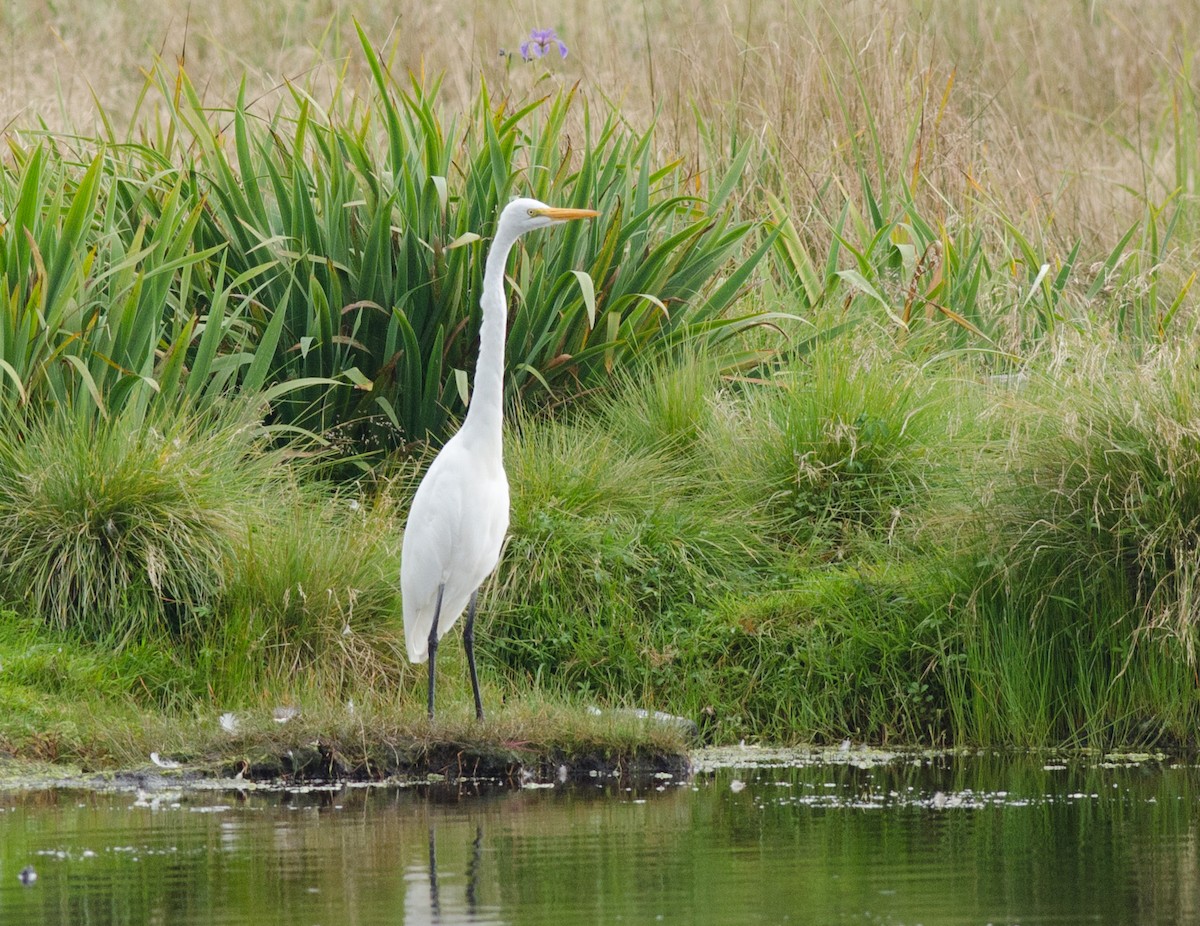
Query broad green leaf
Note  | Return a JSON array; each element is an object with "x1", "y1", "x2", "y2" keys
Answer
[
  {"x1": 446, "y1": 232, "x2": 481, "y2": 250},
  {"x1": 836, "y1": 269, "x2": 908, "y2": 329},
  {"x1": 61, "y1": 355, "x2": 108, "y2": 420},
  {"x1": 452, "y1": 368, "x2": 470, "y2": 407},
  {"x1": 569, "y1": 270, "x2": 597, "y2": 328}
]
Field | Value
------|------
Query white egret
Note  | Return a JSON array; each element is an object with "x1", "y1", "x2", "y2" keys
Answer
[{"x1": 401, "y1": 198, "x2": 599, "y2": 720}]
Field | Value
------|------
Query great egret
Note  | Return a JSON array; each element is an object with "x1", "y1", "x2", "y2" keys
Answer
[{"x1": 401, "y1": 197, "x2": 599, "y2": 720}]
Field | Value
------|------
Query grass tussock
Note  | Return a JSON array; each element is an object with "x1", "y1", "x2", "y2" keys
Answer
[
  {"x1": 3, "y1": 336, "x2": 1200, "y2": 754},
  {"x1": 483, "y1": 338, "x2": 1200, "y2": 749},
  {"x1": 692, "y1": 565, "x2": 954, "y2": 744},
  {"x1": 215, "y1": 478, "x2": 407, "y2": 701},
  {"x1": 709, "y1": 340, "x2": 944, "y2": 556},
  {"x1": 0, "y1": 403, "x2": 274, "y2": 642},
  {"x1": 979, "y1": 345, "x2": 1200, "y2": 651},
  {"x1": 0, "y1": 401, "x2": 411, "y2": 710},
  {"x1": 493, "y1": 410, "x2": 765, "y2": 697},
  {"x1": 482, "y1": 345, "x2": 954, "y2": 743},
  {"x1": 915, "y1": 342, "x2": 1200, "y2": 745}
]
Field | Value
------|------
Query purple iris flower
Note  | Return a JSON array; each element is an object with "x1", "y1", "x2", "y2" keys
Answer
[{"x1": 520, "y1": 28, "x2": 568, "y2": 61}]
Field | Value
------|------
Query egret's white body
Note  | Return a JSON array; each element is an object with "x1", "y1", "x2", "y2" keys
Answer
[
  {"x1": 400, "y1": 430, "x2": 508, "y2": 664},
  {"x1": 400, "y1": 197, "x2": 598, "y2": 719}
]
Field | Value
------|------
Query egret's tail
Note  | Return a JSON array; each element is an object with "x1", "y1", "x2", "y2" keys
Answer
[
  {"x1": 403, "y1": 602, "x2": 430, "y2": 664},
  {"x1": 405, "y1": 635, "x2": 429, "y2": 665}
]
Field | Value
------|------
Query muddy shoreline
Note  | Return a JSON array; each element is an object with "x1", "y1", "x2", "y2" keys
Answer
[{"x1": 0, "y1": 739, "x2": 694, "y2": 794}]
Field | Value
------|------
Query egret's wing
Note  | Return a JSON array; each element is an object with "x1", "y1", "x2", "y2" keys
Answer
[
  {"x1": 400, "y1": 448, "x2": 468, "y2": 661},
  {"x1": 399, "y1": 436, "x2": 511, "y2": 663}
]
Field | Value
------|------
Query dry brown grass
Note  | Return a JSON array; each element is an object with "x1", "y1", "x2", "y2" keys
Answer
[
  {"x1": 3, "y1": 1, "x2": 1197, "y2": 346},
  {"x1": 6, "y1": 1, "x2": 1194, "y2": 243}
]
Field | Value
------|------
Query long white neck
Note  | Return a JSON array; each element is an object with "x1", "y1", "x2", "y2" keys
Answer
[{"x1": 460, "y1": 220, "x2": 521, "y2": 451}]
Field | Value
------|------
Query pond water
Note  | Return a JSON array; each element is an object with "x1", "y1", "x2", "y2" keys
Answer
[{"x1": 0, "y1": 747, "x2": 1197, "y2": 925}]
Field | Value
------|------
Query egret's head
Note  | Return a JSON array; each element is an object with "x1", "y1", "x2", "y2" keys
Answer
[{"x1": 500, "y1": 197, "x2": 599, "y2": 235}]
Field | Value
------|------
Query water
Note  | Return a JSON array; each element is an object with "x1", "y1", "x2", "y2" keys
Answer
[{"x1": 0, "y1": 748, "x2": 1197, "y2": 925}]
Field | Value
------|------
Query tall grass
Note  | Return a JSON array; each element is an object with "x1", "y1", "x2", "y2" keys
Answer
[
  {"x1": 213, "y1": 477, "x2": 408, "y2": 703},
  {"x1": 0, "y1": 397, "x2": 409, "y2": 706},
  {"x1": 0, "y1": 401, "x2": 279, "y2": 642},
  {"x1": 483, "y1": 345, "x2": 958, "y2": 742},
  {"x1": 5, "y1": 5, "x2": 1198, "y2": 422},
  {"x1": 978, "y1": 347, "x2": 1200, "y2": 650},
  {"x1": 923, "y1": 343, "x2": 1200, "y2": 745},
  {"x1": 0, "y1": 143, "x2": 212, "y2": 418},
  {"x1": 706, "y1": 338, "x2": 944, "y2": 557},
  {"x1": 175, "y1": 34, "x2": 773, "y2": 448},
  {"x1": 0, "y1": 136, "x2": 333, "y2": 429},
  {"x1": 487, "y1": 337, "x2": 1200, "y2": 748},
  {"x1": 1, "y1": 41, "x2": 774, "y2": 453}
]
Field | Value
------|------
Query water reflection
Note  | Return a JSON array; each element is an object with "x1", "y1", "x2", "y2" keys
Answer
[
  {"x1": 0, "y1": 752, "x2": 1196, "y2": 925},
  {"x1": 408, "y1": 825, "x2": 502, "y2": 925}
]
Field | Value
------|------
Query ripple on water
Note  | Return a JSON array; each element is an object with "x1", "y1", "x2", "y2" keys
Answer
[{"x1": 0, "y1": 750, "x2": 1194, "y2": 925}]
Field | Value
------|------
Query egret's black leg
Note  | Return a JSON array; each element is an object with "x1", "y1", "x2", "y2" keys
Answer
[
  {"x1": 427, "y1": 583, "x2": 445, "y2": 720},
  {"x1": 428, "y1": 828, "x2": 441, "y2": 918},
  {"x1": 466, "y1": 824, "x2": 483, "y2": 913},
  {"x1": 464, "y1": 590, "x2": 484, "y2": 720}
]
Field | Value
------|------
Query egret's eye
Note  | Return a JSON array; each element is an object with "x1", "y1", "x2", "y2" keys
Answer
[{"x1": 528, "y1": 208, "x2": 538, "y2": 217}]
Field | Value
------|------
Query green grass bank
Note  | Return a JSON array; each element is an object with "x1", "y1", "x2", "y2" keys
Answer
[
  {"x1": 3, "y1": 341, "x2": 1200, "y2": 769},
  {"x1": 1, "y1": 2, "x2": 1200, "y2": 772}
]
